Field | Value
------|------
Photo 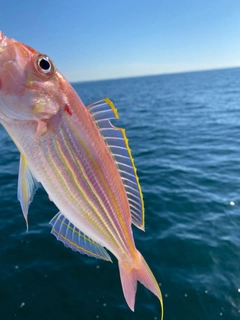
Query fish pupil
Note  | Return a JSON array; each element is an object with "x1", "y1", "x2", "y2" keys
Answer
[{"x1": 39, "y1": 58, "x2": 51, "y2": 71}]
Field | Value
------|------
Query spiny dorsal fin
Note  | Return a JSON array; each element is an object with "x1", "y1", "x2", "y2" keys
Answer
[
  {"x1": 86, "y1": 98, "x2": 145, "y2": 230},
  {"x1": 50, "y1": 212, "x2": 112, "y2": 261}
]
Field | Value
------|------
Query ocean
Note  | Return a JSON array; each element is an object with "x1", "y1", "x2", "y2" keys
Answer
[{"x1": 1, "y1": 68, "x2": 240, "y2": 320}]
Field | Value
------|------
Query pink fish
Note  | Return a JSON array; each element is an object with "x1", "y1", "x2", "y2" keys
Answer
[{"x1": 0, "y1": 32, "x2": 163, "y2": 319}]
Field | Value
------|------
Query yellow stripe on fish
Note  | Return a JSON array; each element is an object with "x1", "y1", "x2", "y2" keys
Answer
[{"x1": 0, "y1": 33, "x2": 163, "y2": 320}]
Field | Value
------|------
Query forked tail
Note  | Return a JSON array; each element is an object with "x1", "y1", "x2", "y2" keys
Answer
[{"x1": 119, "y1": 250, "x2": 163, "y2": 320}]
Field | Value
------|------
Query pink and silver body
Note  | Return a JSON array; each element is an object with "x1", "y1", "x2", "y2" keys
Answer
[{"x1": 0, "y1": 31, "x2": 163, "y2": 319}]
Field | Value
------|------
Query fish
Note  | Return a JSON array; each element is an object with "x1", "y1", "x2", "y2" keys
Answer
[{"x1": 0, "y1": 31, "x2": 163, "y2": 319}]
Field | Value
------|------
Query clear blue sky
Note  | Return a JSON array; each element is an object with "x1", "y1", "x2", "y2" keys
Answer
[{"x1": 1, "y1": 0, "x2": 240, "y2": 82}]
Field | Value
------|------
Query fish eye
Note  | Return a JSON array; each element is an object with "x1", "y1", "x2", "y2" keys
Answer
[
  {"x1": 38, "y1": 57, "x2": 51, "y2": 72},
  {"x1": 34, "y1": 54, "x2": 55, "y2": 78}
]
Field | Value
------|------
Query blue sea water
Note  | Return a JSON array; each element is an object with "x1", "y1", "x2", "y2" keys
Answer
[{"x1": 1, "y1": 68, "x2": 240, "y2": 320}]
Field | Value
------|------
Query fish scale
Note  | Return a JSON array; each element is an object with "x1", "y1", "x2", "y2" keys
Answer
[{"x1": 0, "y1": 31, "x2": 163, "y2": 320}]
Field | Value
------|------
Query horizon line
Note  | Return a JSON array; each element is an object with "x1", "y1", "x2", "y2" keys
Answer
[{"x1": 70, "y1": 65, "x2": 240, "y2": 84}]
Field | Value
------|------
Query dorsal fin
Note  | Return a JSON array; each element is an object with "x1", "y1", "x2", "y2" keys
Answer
[
  {"x1": 86, "y1": 98, "x2": 145, "y2": 230},
  {"x1": 50, "y1": 212, "x2": 112, "y2": 261}
]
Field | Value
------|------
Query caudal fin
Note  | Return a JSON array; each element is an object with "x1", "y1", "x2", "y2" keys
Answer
[{"x1": 119, "y1": 251, "x2": 163, "y2": 320}]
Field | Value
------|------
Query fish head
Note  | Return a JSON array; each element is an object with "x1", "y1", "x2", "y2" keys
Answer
[{"x1": 0, "y1": 31, "x2": 66, "y2": 124}]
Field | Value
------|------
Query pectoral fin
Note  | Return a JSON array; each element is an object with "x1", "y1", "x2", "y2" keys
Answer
[
  {"x1": 18, "y1": 154, "x2": 39, "y2": 230},
  {"x1": 32, "y1": 101, "x2": 59, "y2": 137},
  {"x1": 50, "y1": 212, "x2": 112, "y2": 262},
  {"x1": 34, "y1": 118, "x2": 48, "y2": 137}
]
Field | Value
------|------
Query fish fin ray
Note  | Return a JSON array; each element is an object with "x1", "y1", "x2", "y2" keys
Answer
[
  {"x1": 17, "y1": 154, "x2": 39, "y2": 230},
  {"x1": 50, "y1": 212, "x2": 112, "y2": 261},
  {"x1": 119, "y1": 251, "x2": 163, "y2": 320},
  {"x1": 86, "y1": 98, "x2": 144, "y2": 230},
  {"x1": 33, "y1": 117, "x2": 48, "y2": 137}
]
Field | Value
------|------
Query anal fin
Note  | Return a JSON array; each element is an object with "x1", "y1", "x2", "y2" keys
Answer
[{"x1": 50, "y1": 212, "x2": 112, "y2": 262}]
